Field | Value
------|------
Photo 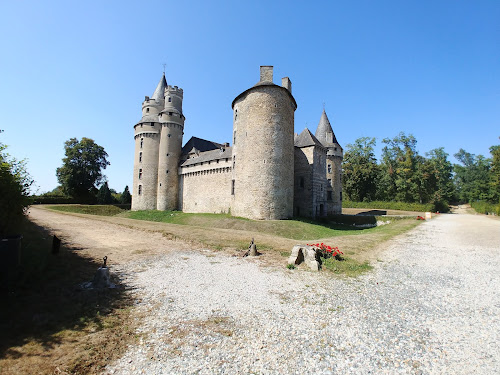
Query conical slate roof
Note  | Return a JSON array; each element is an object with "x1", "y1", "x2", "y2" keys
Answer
[
  {"x1": 151, "y1": 73, "x2": 167, "y2": 100},
  {"x1": 294, "y1": 128, "x2": 325, "y2": 148},
  {"x1": 315, "y1": 110, "x2": 339, "y2": 146}
]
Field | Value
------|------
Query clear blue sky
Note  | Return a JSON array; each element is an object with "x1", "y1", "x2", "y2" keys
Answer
[{"x1": 1, "y1": 0, "x2": 498, "y2": 194}]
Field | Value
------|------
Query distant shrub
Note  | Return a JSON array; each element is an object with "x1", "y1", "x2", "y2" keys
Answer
[
  {"x1": 31, "y1": 195, "x2": 77, "y2": 205},
  {"x1": 470, "y1": 201, "x2": 500, "y2": 216},
  {"x1": 342, "y1": 200, "x2": 434, "y2": 212}
]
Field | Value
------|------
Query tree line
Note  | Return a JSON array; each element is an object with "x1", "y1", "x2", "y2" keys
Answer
[{"x1": 342, "y1": 132, "x2": 500, "y2": 212}]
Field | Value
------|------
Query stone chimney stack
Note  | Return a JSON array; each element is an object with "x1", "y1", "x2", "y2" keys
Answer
[
  {"x1": 282, "y1": 77, "x2": 292, "y2": 93},
  {"x1": 260, "y1": 66, "x2": 273, "y2": 82}
]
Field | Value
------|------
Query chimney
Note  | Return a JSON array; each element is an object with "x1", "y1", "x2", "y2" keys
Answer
[
  {"x1": 260, "y1": 66, "x2": 273, "y2": 82},
  {"x1": 282, "y1": 77, "x2": 292, "y2": 93}
]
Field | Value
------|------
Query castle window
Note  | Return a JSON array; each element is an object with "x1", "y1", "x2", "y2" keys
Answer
[
  {"x1": 138, "y1": 185, "x2": 142, "y2": 195},
  {"x1": 231, "y1": 180, "x2": 235, "y2": 195},
  {"x1": 299, "y1": 177, "x2": 304, "y2": 188},
  {"x1": 169, "y1": 112, "x2": 173, "y2": 116},
  {"x1": 139, "y1": 152, "x2": 142, "y2": 162},
  {"x1": 168, "y1": 134, "x2": 171, "y2": 138},
  {"x1": 166, "y1": 170, "x2": 169, "y2": 174},
  {"x1": 233, "y1": 131, "x2": 236, "y2": 145},
  {"x1": 327, "y1": 191, "x2": 332, "y2": 201},
  {"x1": 328, "y1": 164, "x2": 332, "y2": 173},
  {"x1": 328, "y1": 178, "x2": 331, "y2": 185},
  {"x1": 334, "y1": 147, "x2": 337, "y2": 151},
  {"x1": 138, "y1": 169, "x2": 142, "y2": 179},
  {"x1": 233, "y1": 156, "x2": 235, "y2": 168},
  {"x1": 146, "y1": 108, "x2": 149, "y2": 113},
  {"x1": 140, "y1": 138, "x2": 144, "y2": 149},
  {"x1": 168, "y1": 97, "x2": 172, "y2": 102},
  {"x1": 321, "y1": 185, "x2": 323, "y2": 191},
  {"x1": 340, "y1": 192, "x2": 342, "y2": 201},
  {"x1": 151, "y1": 122, "x2": 154, "y2": 126},
  {"x1": 167, "y1": 153, "x2": 170, "y2": 157}
]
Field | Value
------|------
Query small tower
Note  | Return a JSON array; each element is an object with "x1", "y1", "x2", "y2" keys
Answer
[
  {"x1": 315, "y1": 110, "x2": 343, "y2": 214},
  {"x1": 231, "y1": 66, "x2": 297, "y2": 220},
  {"x1": 132, "y1": 74, "x2": 166, "y2": 210},
  {"x1": 157, "y1": 84, "x2": 184, "y2": 210}
]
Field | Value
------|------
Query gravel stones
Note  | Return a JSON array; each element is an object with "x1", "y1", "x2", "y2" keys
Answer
[{"x1": 106, "y1": 214, "x2": 500, "y2": 374}]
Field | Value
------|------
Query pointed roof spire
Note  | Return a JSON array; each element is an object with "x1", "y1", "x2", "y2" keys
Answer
[
  {"x1": 294, "y1": 128, "x2": 325, "y2": 148},
  {"x1": 151, "y1": 73, "x2": 167, "y2": 100},
  {"x1": 315, "y1": 109, "x2": 339, "y2": 146}
]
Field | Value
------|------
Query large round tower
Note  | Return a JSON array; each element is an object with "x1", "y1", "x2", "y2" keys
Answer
[
  {"x1": 231, "y1": 66, "x2": 297, "y2": 220},
  {"x1": 131, "y1": 74, "x2": 166, "y2": 210},
  {"x1": 156, "y1": 85, "x2": 184, "y2": 210}
]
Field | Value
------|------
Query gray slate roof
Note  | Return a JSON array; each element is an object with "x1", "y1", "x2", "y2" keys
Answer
[
  {"x1": 151, "y1": 73, "x2": 167, "y2": 100},
  {"x1": 294, "y1": 128, "x2": 325, "y2": 149},
  {"x1": 315, "y1": 110, "x2": 339, "y2": 146},
  {"x1": 180, "y1": 146, "x2": 232, "y2": 167},
  {"x1": 181, "y1": 137, "x2": 225, "y2": 155}
]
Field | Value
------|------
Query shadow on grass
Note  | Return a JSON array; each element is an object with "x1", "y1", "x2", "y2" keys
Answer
[
  {"x1": 294, "y1": 215, "x2": 378, "y2": 231},
  {"x1": 0, "y1": 218, "x2": 134, "y2": 361},
  {"x1": 355, "y1": 210, "x2": 387, "y2": 216}
]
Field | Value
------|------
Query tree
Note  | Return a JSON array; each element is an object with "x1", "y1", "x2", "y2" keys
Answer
[
  {"x1": 424, "y1": 148, "x2": 455, "y2": 203},
  {"x1": 453, "y1": 149, "x2": 491, "y2": 202},
  {"x1": 489, "y1": 144, "x2": 500, "y2": 202},
  {"x1": 56, "y1": 138, "x2": 110, "y2": 202},
  {"x1": 0, "y1": 141, "x2": 33, "y2": 235},
  {"x1": 378, "y1": 132, "x2": 421, "y2": 202},
  {"x1": 96, "y1": 181, "x2": 113, "y2": 204},
  {"x1": 120, "y1": 185, "x2": 132, "y2": 204},
  {"x1": 342, "y1": 137, "x2": 379, "y2": 201}
]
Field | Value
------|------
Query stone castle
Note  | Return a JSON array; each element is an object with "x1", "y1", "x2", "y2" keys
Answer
[{"x1": 132, "y1": 66, "x2": 343, "y2": 220}]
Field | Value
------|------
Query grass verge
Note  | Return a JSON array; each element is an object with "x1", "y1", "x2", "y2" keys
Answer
[
  {"x1": 48, "y1": 204, "x2": 124, "y2": 216},
  {"x1": 0, "y1": 218, "x2": 137, "y2": 375}
]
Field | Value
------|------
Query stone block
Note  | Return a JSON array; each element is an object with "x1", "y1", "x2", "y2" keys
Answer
[{"x1": 288, "y1": 245, "x2": 320, "y2": 271}]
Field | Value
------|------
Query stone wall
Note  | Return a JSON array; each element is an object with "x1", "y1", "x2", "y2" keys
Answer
[
  {"x1": 294, "y1": 146, "x2": 329, "y2": 218},
  {"x1": 179, "y1": 158, "x2": 232, "y2": 213}
]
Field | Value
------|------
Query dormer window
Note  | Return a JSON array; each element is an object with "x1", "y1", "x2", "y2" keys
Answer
[{"x1": 168, "y1": 97, "x2": 172, "y2": 102}]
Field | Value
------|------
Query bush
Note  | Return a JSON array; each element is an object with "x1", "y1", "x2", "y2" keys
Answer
[
  {"x1": 31, "y1": 195, "x2": 77, "y2": 205},
  {"x1": 470, "y1": 200, "x2": 500, "y2": 216},
  {"x1": 0, "y1": 143, "x2": 33, "y2": 235},
  {"x1": 342, "y1": 200, "x2": 434, "y2": 212}
]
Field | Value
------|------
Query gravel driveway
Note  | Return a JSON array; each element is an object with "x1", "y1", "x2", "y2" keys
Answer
[{"x1": 29, "y1": 208, "x2": 500, "y2": 374}]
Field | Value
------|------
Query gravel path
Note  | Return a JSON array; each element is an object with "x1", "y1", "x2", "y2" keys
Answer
[{"x1": 99, "y1": 213, "x2": 500, "y2": 375}]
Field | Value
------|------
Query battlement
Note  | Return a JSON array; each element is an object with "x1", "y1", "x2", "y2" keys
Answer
[{"x1": 165, "y1": 85, "x2": 184, "y2": 96}]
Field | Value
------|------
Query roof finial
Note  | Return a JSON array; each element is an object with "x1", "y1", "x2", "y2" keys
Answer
[
  {"x1": 162, "y1": 63, "x2": 166, "y2": 75},
  {"x1": 322, "y1": 102, "x2": 325, "y2": 111}
]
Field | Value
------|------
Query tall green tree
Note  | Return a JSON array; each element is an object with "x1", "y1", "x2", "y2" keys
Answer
[
  {"x1": 424, "y1": 147, "x2": 455, "y2": 203},
  {"x1": 489, "y1": 144, "x2": 500, "y2": 202},
  {"x1": 378, "y1": 132, "x2": 421, "y2": 202},
  {"x1": 120, "y1": 185, "x2": 132, "y2": 204},
  {"x1": 96, "y1": 181, "x2": 113, "y2": 204},
  {"x1": 342, "y1": 137, "x2": 379, "y2": 201},
  {"x1": 453, "y1": 149, "x2": 491, "y2": 202},
  {"x1": 56, "y1": 138, "x2": 110, "y2": 202}
]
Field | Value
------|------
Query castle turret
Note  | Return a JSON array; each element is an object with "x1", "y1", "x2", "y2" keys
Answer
[
  {"x1": 132, "y1": 74, "x2": 166, "y2": 210},
  {"x1": 315, "y1": 109, "x2": 343, "y2": 214},
  {"x1": 231, "y1": 66, "x2": 297, "y2": 220},
  {"x1": 157, "y1": 84, "x2": 185, "y2": 210}
]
